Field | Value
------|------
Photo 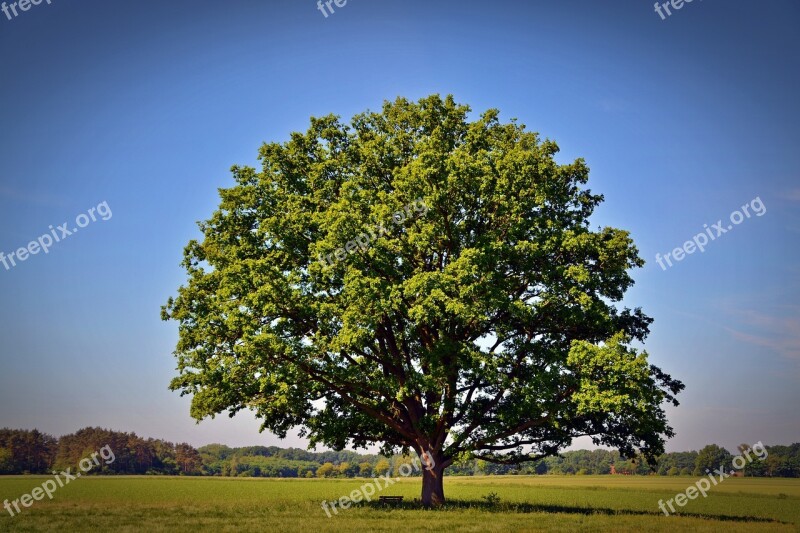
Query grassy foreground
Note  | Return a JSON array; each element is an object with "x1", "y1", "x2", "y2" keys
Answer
[{"x1": 0, "y1": 475, "x2": 798, "y2": 532}]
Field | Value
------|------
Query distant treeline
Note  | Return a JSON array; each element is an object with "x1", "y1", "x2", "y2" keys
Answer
[
  {"x1": 0, "y1": 428, "x2": 203, "y2": 476},
  {"x1": 1, "y1": 427, "x2": 798, "y2": 478}
]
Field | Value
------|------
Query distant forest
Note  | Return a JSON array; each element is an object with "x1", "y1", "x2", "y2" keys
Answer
[{"x1": 1, "y1": 427, "x2": 798, "y2": 478}]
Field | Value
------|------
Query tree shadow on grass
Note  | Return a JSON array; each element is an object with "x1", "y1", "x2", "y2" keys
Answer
[{"x1": 358, "y1": 499, "x2": 784, "y2": 525}]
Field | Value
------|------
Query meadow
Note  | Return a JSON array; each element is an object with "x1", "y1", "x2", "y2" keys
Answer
[{"x1": 0, "y1": 475, "x2": 798, "y2": 532}]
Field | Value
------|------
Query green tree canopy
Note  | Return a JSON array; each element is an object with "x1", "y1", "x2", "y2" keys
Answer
[
  {"x1": 163, "y1": 94, "x2": 683, "y2": 506},
  {"x1": 0, "y1": 428, "x2": 57, "y2": 474},
  {"x1": 316, "y1": 462, "x2": 335, "y2": 478},
  {"x1": 0, "y1": 447, "x2": 13, "y2": 475},
  {"x1": 374, "y1": 458, "x2": 391, "y2": 476},
  {"x1": 358, "y1": 461, "x2": 372, "y2": 477},
  {"x1": 693, "y1": 444, "x2": 732, "y2": 476}
]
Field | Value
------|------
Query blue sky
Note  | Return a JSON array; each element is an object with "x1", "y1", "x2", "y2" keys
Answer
[{"x1": 0, "y1": 0, "x2": 797, "y2": 453}]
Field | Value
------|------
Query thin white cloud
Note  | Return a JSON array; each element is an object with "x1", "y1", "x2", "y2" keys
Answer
[
  {"x1": 781, "y1": 188, "x2": 800, "y2": 202},
  {"x1": 724, "y1": 308, "x2": 800, "y2": 361}
]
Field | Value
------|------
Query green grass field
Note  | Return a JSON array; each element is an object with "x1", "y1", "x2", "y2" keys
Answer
[{"x1": 0, "y1": 475, "x2": 798, "y2": 532}]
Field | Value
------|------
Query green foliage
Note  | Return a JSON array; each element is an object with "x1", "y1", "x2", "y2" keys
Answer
[
  {"x1": 175, "y1": 443, "x2": 203, "y2": 475},
  {"x1": 374, "y1": 458, "x2": 391, "y2": 476},
  {"x1": 657, "y1": 451, "x2": 697, "y2": 475},
  {"x1": 755, "y1": 444, "x2": 800, "y2": 477},
  {"x1": 482, "y1": 491, "x2": 501, "y2": 505},
  {"x1": 50, "y1": 427, "x2": 197, "y2": 475},
  {"x1": 358, "y1": 461, "x2": 372, "y2": 477},
  {"x1": 693, "y1": 444, "x2": 733, "y2": 476},
  {"x1": 0, "y1": 428, "x2": 57, "y2": 474},
  {"x1": 316, "y1": 462, "x2": 335, "y2": 478},
  {"x1": 56, "y1": 428, "x2": 155, "y2": 474},
  {"x1": 1, "y1": 425, "x2": 799, "y2": 480},
  {"x1": 338, "y1": 461, "x2": 357, "y2": 477},
  {"x1": 163, "y1": 94, "x2": 684, "y2": 487},
  {"x1": 0, "y1": 447, "x2": 13, "y2": 474}
]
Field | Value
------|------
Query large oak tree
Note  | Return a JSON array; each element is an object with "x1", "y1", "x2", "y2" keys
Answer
[{"x1": 163, "y1": 95, "x2": 683, "y2": 506}]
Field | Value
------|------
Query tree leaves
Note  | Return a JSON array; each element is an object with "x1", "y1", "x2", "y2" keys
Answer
[{"x1": 163, "y1": 94, "x2": 683, "y2": 475}]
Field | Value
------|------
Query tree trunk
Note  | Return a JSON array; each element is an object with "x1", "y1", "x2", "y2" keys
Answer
[{"x1": 421, "y1": 462, "x2": 446, "y2": 507}]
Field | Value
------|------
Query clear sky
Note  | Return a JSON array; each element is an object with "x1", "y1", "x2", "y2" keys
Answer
[{"x1": 0, "y1": 0, "x2": 798, "y2": 453}]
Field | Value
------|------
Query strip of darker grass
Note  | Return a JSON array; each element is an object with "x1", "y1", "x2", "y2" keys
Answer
[{"x1": 359, "y1": 499, "x2": 784, "y2": 525}]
